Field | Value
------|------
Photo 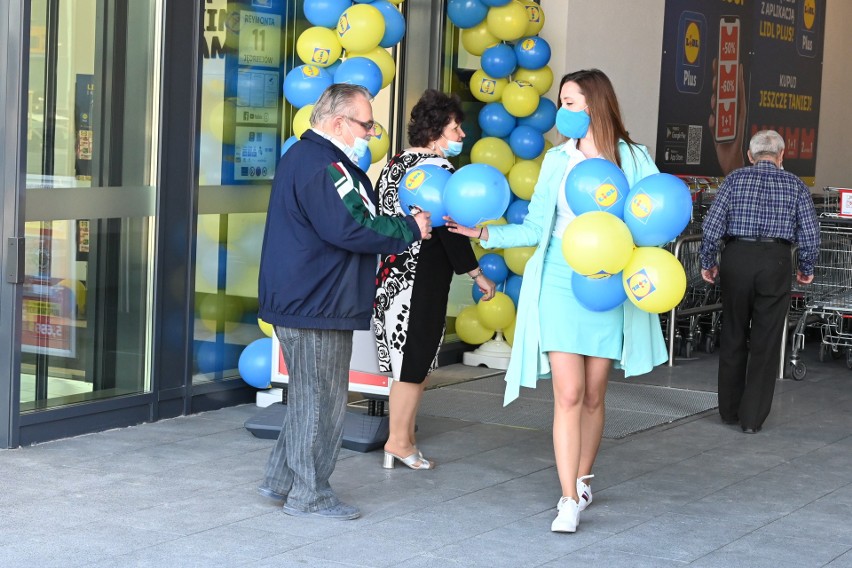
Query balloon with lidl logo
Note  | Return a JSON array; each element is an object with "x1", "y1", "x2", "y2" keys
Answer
[
  {"x1": 561, "y1": 212, "x2": 634, "y2": 277},
  {"x1": 507, "y1": 159, "x2": 539, "y2": 200},
  {"x1": 481, "y1": 0, "x2": 511, "y2": 5},
  {"x1": 572, "y1": 271, "x2": 628, "y2": 312},
  {"x1": 304, "y1": 0, "x2": 352, "y2": 28},
  {"x1": 623, "y1": 173, "x2": 692, "y2": 246},
  {"x1": 398, "y1": 164, "x2": 451, "y2": 226},
  {"x1": 292, "y1": 104, "x2": 314, "y2": 138},
  {"x1": 486, "y1": 0, "x2": 530, "y2": 41},
  {"x1": 239, "y1": 337, "x2": 273, "y2": 389},
  {"x1": 514, "y1": 36, "x2": 551, "y2": 70},
  {"x1": 296, "y1": 27, "x2": 342, "y2": 68},
  {"x1": 336, "y1": 4, "x2": 385, "y2": 52},
  {"x1": 509, "y1": 125, "x2": 545, "y2": 160},
  {"x1": 455, "y1": 305, "x2": 495, "y2": 344},
  {"x1": 470, "y1": 136, "x2": 514, "y2": 175},
  {"x1": 505, "y1": 198, "x2": 529, "y2": 224},
  {"x1": 520, "y1": 0, "x2": 545, "y2": 36},
  {"x1": 469, "y1": 69, "x2": 508, "y2": 104},
  {"x1": 280, "y1": 135, "x2": 299, "y2": 157},
  {"x1": 347, "y1": 46, "x2": 396, "y2": 89},
  {"x1": 480, "y1": 252, "x2": 510, "y2": 284},
  {"x1": 517, "y1": 97, "x2": 556, "y2": 133},
  {"x1": 514, "y1": 65, "x2": 553, "y2": 95},
  {"x1": 444, "y1": 163, "x2": 511, "y2": 228},
  {"x1": 461, "y1": 20, "x2": 500, "y2": 55},
  {"x1": 504, "y1": 245, "x2": 535, "y2": 275},
  {"x1": 501, "y1": 80, "x2": 539, "y2": 118},
  {"x1": 447, "y1": 0, "x2": 489, "y2": 29},
  {"x1": 564, "y1": 157, "x2": 630, "y2": 218},
  {"x1": 283, "y1": 65, "x2": 333, "y2": 109},
  {"x1": 481, "y1": 43, "x2": 517, "y2": 79},
  {"x1": 622, "y1": 247, "x2": 687, "y2": 313},
  {"x1": 367, "y1": 121, "x2": 389, "y2": 163},
  {"x1": 334, "y1": 57, "x2": 383, "y2": 97},
  {"x1": 476, "y1": 291, "x2": 516, "y2": 330},
  {"x1": 371, "y1": 0, "x2": 406, "y2": 47},
  {"x1": 479, "y1": 102, "x2": 517, "y2": 138}
]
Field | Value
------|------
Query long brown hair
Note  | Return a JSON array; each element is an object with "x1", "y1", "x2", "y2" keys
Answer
[{"x1": 558, "y1": 69, "x2": 639, "y2": 167}]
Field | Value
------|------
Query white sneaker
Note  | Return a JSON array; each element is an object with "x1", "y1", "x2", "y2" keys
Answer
[
  {"x1": 577, "y1": 474, "x2": 594, "y2": 512},
  {"x1": 551, "y1": 497, "x2": 579, "y2": 533}
]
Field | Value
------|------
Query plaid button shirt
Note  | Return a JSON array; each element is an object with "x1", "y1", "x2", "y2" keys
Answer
[{"x1": 699, "y1": 160, "x2": 820, "y2": 274}]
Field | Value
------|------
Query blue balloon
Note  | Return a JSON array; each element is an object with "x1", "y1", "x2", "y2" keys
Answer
[
  {"x1": 472, "y1": 281, "x2": 485, "y2": 303},
  {"x1": 478, "y1": 103, "x2": 517, "y2": 138},
  {"x1": 509, "y1": 125, "x2": 545, "y2": 160},
  {"x1": 398, "y1": 164, "x2": 452, "y2": 226},
  {"x1": 505, "y1": 199, "x2": 529, "y2": 224},
  {"x1": 481, "y1": 0, "x2": 511, "y2": 5},
  {"x1": 238, "y1": 337, "x2": 273, "y2": 388},
  {"x1": 304, "y1": 0, "x2": 352, "y2": 27},
  {"x1": 572, "y1": 271, "x2": 628, "y2": 312},
  {"x1": 334, "y1": 57, "x2": 383, "y2": 97},
  {"x1": 623, "y1": 173, "x2": 692, "y2": 246},
  {"x1": 480, "y1": 252, "x2": 509, "y2": 283},
  {"x1": 447, "y1": 0, "x2": 489, "y2": 29},
  {"x1": 284, "y1": 65, "x2": 333, "y2": 109},
  {"x1": 357, "y1": 147, "x2": 372, "y2": 172},
  {"x1": 280, "y1": 135, "x2": 299, "y2": 157},
  {"x1": 564, "y1": 158, "x2": 630, "y2": 218},
  {"x1": 481, "y1": 43, "x2": 517, "y2": 79},
  {"x1": 326, "y1": 59, "x2": 342, "y2": 78},
  {"x1": 444, "y1": 163, "x2": 512, "y2": 228},
  {"x1": 503, "y1": 274, "x2": 522, "y2": 306},
  {"x1": 518, "y1": 97, "x2": 557, "y2": 132},
  {"x1": 372, "y1": 1, "x2": 406, "y2": 48},
  {"x1": 514, "y1": 36, "x2": 552, "y2": 70}
]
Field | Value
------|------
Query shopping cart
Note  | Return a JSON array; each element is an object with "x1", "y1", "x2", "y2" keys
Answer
[{"x1": 787, "y1": 212, "x2": 852, "y2": 379}]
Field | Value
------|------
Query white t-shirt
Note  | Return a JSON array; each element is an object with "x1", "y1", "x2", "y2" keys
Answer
[{"x1": 551, "y1": 141, "x2": 591, "y2": 238}]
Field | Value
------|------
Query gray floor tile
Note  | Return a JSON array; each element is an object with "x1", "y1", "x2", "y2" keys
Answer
[{"x1": 689, "y1": 532, "x2": 852, "y2": 568}]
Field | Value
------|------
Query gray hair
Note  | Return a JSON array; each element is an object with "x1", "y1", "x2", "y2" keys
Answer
[
  {"x1": 749, "y1": 130, "x2": 785, "y2": 159},
  {"x1": 310, "y1": 84, "x2": 371, "y2": 126}
]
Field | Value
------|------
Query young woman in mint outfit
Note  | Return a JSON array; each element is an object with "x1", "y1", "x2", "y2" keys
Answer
[{"x1": 446, "y1": 69, "x2": 667, "y2": 533}]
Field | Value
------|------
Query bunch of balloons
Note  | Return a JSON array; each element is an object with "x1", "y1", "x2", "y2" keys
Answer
[
  {"x1": 281, "y1": 0, "x2": 406, "y2": 168},
  {"x1": 560, "y1": 160, "x2": 692, "y2": 314}
]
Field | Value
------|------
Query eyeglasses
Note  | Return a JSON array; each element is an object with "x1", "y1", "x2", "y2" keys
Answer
[{"x1": 345, "y1": 116, "x2": 375, "y2": 132}]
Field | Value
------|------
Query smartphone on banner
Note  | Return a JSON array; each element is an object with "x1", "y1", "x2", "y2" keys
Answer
[{"x1": 715, "y1": 16, "x2": 740, "y2": 142}]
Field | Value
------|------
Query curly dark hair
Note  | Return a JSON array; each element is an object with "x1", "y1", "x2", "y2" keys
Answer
[{"x1": 407, "y1": 89, "x2": 465, "y2": 148}]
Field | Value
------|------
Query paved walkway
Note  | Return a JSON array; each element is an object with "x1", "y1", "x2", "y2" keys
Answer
[{"x1": 1, "y1": 347, "x2": 851, "y2": 567}]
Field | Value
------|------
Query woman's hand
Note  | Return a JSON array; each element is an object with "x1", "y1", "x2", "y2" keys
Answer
[
  {"x1": 444, "y1": 216, "x2": 487, "y2": 240},
  {"x1": 475, "y1": 274, "x2": 497, "y2": 301}
]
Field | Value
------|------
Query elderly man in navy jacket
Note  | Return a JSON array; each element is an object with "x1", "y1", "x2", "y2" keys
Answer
[{"x1": 256, "y1": 84, "x2": 431, "y2": 520}]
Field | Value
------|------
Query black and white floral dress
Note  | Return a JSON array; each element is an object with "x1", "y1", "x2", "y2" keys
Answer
[{"x1": 373, "y1": 151, "x2": 479, "y2": 383}]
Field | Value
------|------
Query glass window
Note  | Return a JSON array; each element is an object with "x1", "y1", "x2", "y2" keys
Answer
[{"x1": 21, "y1": 0, "x2": 161, "y2": 411}]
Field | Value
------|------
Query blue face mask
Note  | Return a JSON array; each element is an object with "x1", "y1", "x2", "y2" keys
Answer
[
  {"x1": 344, "y1": 121, "x2": 370, "y2": 161},
  {"x1": 555, "y1": 106, "x2": 590, "y2": 139},
  {"x1": 441, "y1": 136, "x2": 464, "y2": 158}
]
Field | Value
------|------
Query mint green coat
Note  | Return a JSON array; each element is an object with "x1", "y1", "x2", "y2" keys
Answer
[{"x1": 483, "y1": 140, "x2": 669, "y2": 405}]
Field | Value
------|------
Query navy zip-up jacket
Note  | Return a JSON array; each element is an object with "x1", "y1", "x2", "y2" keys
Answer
[{"x1": 258, "y1": 129, "x2": 421, "y2": 330}]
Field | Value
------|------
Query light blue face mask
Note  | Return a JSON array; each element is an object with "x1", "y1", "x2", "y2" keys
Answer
[
  {"x1": 441, "y1": 136, "x2": 464, "y2": 157},
  {"x1": 555, "y1": 106, "x2": 590, "y2": 139},
  {"x1": 345, "y1": 121, "x2": 370, "y2": 161}
]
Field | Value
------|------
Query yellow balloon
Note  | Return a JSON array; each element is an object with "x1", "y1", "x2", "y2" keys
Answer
[
  {"x1": 471, "y1": 137, "x2": 514, "y2": 175},
  {"x1": 504, "y1": 246, "x2": 535, "y2": 275},
  {"x1": 481, "y1": 216, "x2": 508, "y2": 227},
  {"x1": 258, "y1": 318, "x2": 274, "y2": 337},
  {"x1": 469, "y1": 69, "x2": 508, "y2": 103},
  {"x1": 562, "y1": 212, "x2": 634, "y2": 277},
  {"x1": 514, "y1": 65, "x2": 554, "y2": 95},
  {"x1": 204, "y1": 98, "x2": 236, "y2": 144},
  {"x1": 521, "y1": 0, "x2": 545, "y2": 36},
  {"x1": 455, "y1": 305, "x2": 495, "y2": 344},
  {"x1": 296, "y1": 26, "x2": 342, "y2": 67},
  {"x1": 461, "y1": 21, "x2": 500, "y2": 56},
  {"x1": 388, "y1": 0, "x2": 405, "y2": 4},
  {"x1": 337, "y1": 4, "x2": 385, "y2": 52},
  {"x1": 292, "y1": 104, "x2": 314, "y2": 138},
  {"x1": 504, "y1": 317, "x2": 516, "y2": 346},
  {"x1": 368, "y1": 121, "x2": 390, "y2": 163},
  {"x1": 197, "y1": 294, "x2": 244, "y2": 333},
  {"x1": 622, "y1": 247, "x2": 687, "y2": 314},
  {"x1": 501, "y1": 80, "x2": 540, "y2": 117},
  {"x1": 508, "y1": 159, "x2": 540, "y2": 200},
  {"x1": 348, "y1": 46, "x2": 395, "y2": 88},
  {"x1": 486, "y1": 0, "x2": 529, "y2": 41},
  {"x1": 58, "y1": 279, "x2": 86, "y2": 316},
  {"x1": 476, "y1": 291, "x2": 516, "y2": 330}
]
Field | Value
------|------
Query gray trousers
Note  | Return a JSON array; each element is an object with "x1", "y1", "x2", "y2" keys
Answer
[{"x1": 263, "y1": 326, "x2": 353, "y2": 511}]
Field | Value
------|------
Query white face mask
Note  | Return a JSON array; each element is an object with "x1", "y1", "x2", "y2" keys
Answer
[{"x1": 345, "y1": 121, "x2": 370, "y2": 161}]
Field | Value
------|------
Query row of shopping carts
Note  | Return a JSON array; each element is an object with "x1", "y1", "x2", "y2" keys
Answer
[{"x1": 665, "y1": 184, "x2": 852, "y2": 380}]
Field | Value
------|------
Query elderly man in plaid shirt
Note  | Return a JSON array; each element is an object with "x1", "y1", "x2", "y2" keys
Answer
[{"x1": 699, "y1": 130, "x2": 819, "y2": 434}]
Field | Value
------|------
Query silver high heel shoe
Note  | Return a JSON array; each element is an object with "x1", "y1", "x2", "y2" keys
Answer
[{"x1": 382, "y1": 450, "x2": 434, "y2": 470}]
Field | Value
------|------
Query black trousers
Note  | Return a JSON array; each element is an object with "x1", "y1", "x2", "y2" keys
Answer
[{"x1": 718, "y1": 240, "x2": 792, "y2": 429}]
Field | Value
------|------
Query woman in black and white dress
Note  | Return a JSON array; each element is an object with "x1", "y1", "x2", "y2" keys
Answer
[{"x1": 374, "y1": 90, "x2": 495, "y2": 470}]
